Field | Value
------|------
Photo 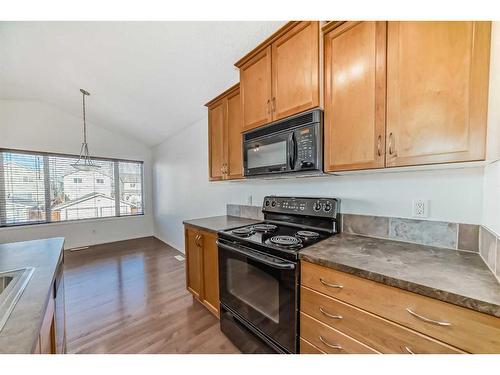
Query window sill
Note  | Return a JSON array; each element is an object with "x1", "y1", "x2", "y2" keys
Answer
[{"x1": 0, "y1": 213, "x2": 146, "y2": 231}]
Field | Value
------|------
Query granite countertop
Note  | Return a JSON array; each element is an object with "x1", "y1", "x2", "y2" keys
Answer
[
  {"x1": 299, "y1": 233, "x2": 500, "y2": 318},
  {"x1": 183, "y1": 215, "x2": 261, "y2": 233},
  {"x1": 0, "y1": 237, "x2": 64, "y2": 353}
]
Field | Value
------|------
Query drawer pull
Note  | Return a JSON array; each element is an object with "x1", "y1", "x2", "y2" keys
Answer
[
  {"x1": 406, "y1": 308, "x2": 451, "y2": 326},
  {"x1": 319, "y1": 335, "x2": 342, "y2": 350},
  {"x1": 319, "y1": 278, "x2": 343, "y2": 289},
  {"x1": 404, "y1": 346, "x2": 415, "y2": 354},
  {"x1": 319, "y1": 307, "x2": 343, "y2": 320}
]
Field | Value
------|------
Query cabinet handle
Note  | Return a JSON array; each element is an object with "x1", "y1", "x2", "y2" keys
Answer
[
  {"x1": 267, "y1": 99, "x2": 271, "y2": 115},
  {"x1": 319, "y1": 278, "x2": 343, "y2": 289},
  {"x1": 404, "y1": 346, "x2": 415, "y2": 354},
  {"x1": 272, "y1": 97, "x2": 276, "y2": 113},
  {"x1": 195, "y1": 234, "x2": 202, "y2": 247},
  {"x1": 377, "y1": 135, "x2": 382, "y2": 157},
  {"x1": 406, "y1": 308, "x2": 451, "y2": 326},
  {"x1": 388, "y1": 132, "x2": 395, "y2": 155},
  {"x1": 319, "y1": 307, "x2": 343, "y2": 320},
  {"x1": 319, "y1": 335, "x2": 342, "y2": 350}
]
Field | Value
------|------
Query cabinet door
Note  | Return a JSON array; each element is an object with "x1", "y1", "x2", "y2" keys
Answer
[
  {"x1": 39, "y1": 294, "x2": 55, "y2": 354},
  {"x1": 185, "y1": 227, "x2": 202, "y2": 298},
  {"x1": 240, "y1": 46, "x2": 272, "y2": 131},
  {"x1": 324, "y1": 21, "x2": 386, "y2": 172},
  {"x1": 226, "y1": 89, "x2": 243, "y2": 179},
  {"x1": 272, "y1": 21, "x2": 319, "y2": 121},
  {"x1": 386, "y1": 21, "x2": 490, "y2": 167},
  {"x1": 201, "y1": 231, "x2": 220, "y2": 317},
  {"x1": 208, "y1": 100, "x2": 226, "y2": 180}
]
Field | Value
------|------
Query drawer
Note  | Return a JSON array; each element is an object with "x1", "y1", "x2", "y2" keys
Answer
[
  {"x1": 300, "y1": 338, "x2": 325, "y2": 354},
  {"x1": 301, "y1": 261, "x2": 500, "y2": 353},
  {"x1": 300, "y1": 312, "x2": 379, "y2": 354},
  {"x1": 301, "y1": 286, "x2": 463, "y2": 354}
]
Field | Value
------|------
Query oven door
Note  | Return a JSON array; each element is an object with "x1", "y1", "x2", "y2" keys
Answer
[
  {"x1": 217, "y1": 239, "x2": 298, "y2": 353},
  {"x1": 244, "y1": 131, "x2": 295, "y2": 176}
]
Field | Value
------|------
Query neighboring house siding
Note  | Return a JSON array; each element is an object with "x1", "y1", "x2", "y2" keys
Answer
[
  {"x1": 63, "y1": 171, "x2": 112, "y2": 200},
  {"x1": 3, "y1": 162, "x2": 44, "y2": 201},
  {"x1": 53, "y1": 194, "x2": 134, "y2": 221}
]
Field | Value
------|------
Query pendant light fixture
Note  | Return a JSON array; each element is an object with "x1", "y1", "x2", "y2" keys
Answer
[{"x1": 71, "y1": 88, "x2": 100, "y2": 171}]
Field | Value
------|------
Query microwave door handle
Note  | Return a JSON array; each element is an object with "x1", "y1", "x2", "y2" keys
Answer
[
  {"x1": 216, "y1": 240, "x2": 295, "y2": 270},
  {"x1": 289, "y1": 133, "x2": 297, "y2": 170}
]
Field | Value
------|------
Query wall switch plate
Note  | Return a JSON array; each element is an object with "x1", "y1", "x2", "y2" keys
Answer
[{"x1": 412, "y1": 199, "x2": 429, "y2": 218}]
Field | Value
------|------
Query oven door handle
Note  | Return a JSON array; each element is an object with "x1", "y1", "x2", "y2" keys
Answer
[{"x1": 216, "y1": 240, "x2": 296, "y2": 270}]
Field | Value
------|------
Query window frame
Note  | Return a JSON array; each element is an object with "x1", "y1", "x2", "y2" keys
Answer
[{"x1": 0, "y1": 147, "x2": 144, "y2": 228}]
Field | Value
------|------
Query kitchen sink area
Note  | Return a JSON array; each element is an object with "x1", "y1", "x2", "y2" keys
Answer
[{"x1": 0, "y1": 268, "x2": 35, "y2": 333}]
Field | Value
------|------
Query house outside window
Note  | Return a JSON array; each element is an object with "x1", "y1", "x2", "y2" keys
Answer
[{"x1": 0, "y1": 149, "x2": 144, "y2": 227}]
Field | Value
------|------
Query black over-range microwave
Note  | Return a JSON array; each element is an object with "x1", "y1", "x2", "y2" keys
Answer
[{"x1": 243, "y1": 109, "x2": 323, "y2": 177}]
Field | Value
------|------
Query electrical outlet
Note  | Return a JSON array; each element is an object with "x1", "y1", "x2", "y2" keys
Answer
[{"x1": 412, "y1": 199, "x2": 429, "y2": 218}]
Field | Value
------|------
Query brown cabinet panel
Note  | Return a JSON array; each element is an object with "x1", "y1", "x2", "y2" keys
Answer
[
  {"x1": 185, "y1": 227, "x2": 202, "y2": 298},
  {"x1": 301, "y1": 261, "x2": 500, "y2": 353},
  {"x1": 272, "y1": 21, "x2": 319, "y2": 121},
  {"x1": 201, "y1": 231, "x2": 220, "y2": 317},
  {"x1": 386, "y1": 21, "x2": 490, "y2": 167},
  {"x1": 208, "y1": 101, "x2": 226, "y2": 181},
  {"x1": 324, "y1": 21, "x2": 386, "y2": 172},
  {"x1": 300, "y1": 312, "x2": 379, "y2": 354},
  {"x1": 184, "y1": 225, "x2": 220, "y2": 318},
  {"x1": 39, "y1": 292, "x2": 55, "y2": 354},
  {"x1": 240, "y1": 47, "x2": 273, "y2": 130},
  {"x1": 301, "y1": 286, "x2": 463, "y2": 354},
  {"x1": 300, "y1": 337, "x2": 324, "y2": 354},
  {"x1": 226, "y1": 89, "x2": 243, "y2": 179}
]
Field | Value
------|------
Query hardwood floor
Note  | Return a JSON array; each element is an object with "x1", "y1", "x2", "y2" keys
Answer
[{"x1": 64, "y1": 236, "x2": 239, "y2": 354}]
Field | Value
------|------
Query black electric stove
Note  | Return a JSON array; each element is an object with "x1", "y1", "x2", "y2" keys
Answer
[{"x1": 217, "y1": 196, "x2": 340, "y2": 354}]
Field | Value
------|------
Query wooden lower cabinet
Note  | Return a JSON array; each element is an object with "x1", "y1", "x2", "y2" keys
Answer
[
  {"x1": 184, "y1": 225, "x2": 220, "y2": 317},
  {"x1": 301, "y1": 312, "x2": 378, "y2": 354},
  {"x1": 33, "y1": 256, "x2": 66, "y2": 354},
  {"x1": 300, "y1": 338, "x2": 325, "y2": 354},
  {"x1": 300, "y1": 260, "x2": 500, "y2": 354}
]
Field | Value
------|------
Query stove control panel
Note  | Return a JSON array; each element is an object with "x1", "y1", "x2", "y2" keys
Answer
[{"x1": 262, "y1": 196, "x2": 339, "y2": 218}]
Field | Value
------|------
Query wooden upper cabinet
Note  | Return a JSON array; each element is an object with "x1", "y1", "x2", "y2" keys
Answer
[
  {"x1": 208, "y1": 100, "x2": 226, "y2": 181},
  {"x1": 240, "y1": 47, "x2": 273, "y2": 130},
  {"x1": 237, "y1": 22, "x2": 320, "y2": 131},
  {"x1": 324, "y1": 21, "x2": 386, "y2": 172},
  {"x1": 386, "y1": 21, "x2": 491, "y2": 167},
  {"x1": 206, "y1": 84, "x2": 243, "y2": 181},
  {"x1": 272, "y1": 21, "x2": 319, "y2": 121},
  {"x1": 226, "y1": 89, "x2": 243, "y2": 179}
]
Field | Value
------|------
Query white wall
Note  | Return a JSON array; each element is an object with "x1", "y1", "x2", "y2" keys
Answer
[
  {"x1": 153, "y1": 116, "x2": 485, "y2": 252},
  {"x1": 482, "y1": 23, "x2": 500, "y2": 236},
  {"x1": 0, "y1": 99, "x2": 154, "y2": 248}
]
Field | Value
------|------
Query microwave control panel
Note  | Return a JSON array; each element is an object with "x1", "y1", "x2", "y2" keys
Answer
[{"x1": 295, "y1": 126, "x2": 316, "y2": 169}]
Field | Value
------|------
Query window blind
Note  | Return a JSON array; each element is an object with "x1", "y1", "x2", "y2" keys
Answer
[{"x1": 0, "y1": 149, "x2": 144, "y2": 227}]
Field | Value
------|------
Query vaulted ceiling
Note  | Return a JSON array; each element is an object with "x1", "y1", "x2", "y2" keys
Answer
[{"x1": 0, "y1": 21, "x2": 285, "y2": 145}]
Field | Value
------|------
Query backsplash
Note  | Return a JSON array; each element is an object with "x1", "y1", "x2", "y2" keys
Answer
[
  {"x1": 227, "y1": 204, "x2": 479, "y2": 252},
  {"x1": 479, "y1": 226, "x2": 500, "y2": 282}
]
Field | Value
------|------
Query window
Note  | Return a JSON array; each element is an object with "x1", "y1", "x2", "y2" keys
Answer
[{"x1": 0, "y1": 149, "x2": 144, "y2": 227}]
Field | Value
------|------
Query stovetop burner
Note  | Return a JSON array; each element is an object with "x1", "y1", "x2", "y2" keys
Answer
[
  {"x1": 231, "y1": 227, "x2": 255, "y2": 237},
  {"x1": 266, "y1": 235, "x2": 302, "y2": 249},
  {"x1": 252, "y1": 224, "x2": 277, "y2": 232},
  {"x1": 296, "y1": 230, "x2": 320, "y2": 239}
]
